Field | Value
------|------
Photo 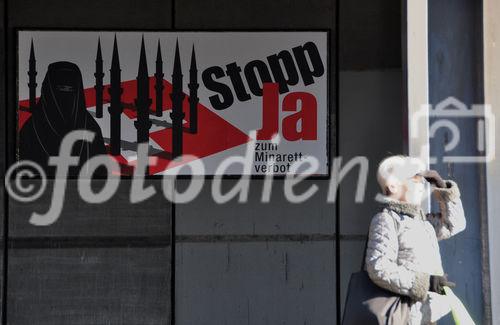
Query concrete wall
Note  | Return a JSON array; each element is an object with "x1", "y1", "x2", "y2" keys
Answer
[
  {"x1": 0, "y1": 0, "x2": 407, "y2": 324},
  {"x1": 173, "y1": 1, "x2": 337, "y2": 323},
  {"x1": 4, "y1": 1, "x2": 174, "y2": 324},
  {"x1": 338, "y1": 0, "x2": 404, "y2": 316}
]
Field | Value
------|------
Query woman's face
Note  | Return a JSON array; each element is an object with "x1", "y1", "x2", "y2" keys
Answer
[{"x1": 402, "y1": 174, "x2": 426, "y2": 205}]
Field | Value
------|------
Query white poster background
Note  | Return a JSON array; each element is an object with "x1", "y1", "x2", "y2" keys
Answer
[{"x1": 18, "y1": 31, "x2": 328, "y2": 175}]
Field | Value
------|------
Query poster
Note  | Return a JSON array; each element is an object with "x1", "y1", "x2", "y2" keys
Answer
[{"x1": 17, "y1": 31, "x2": 329, "y2": 176}]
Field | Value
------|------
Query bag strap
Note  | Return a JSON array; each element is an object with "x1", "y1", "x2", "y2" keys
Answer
[{"x1": 361, "y1": 209, "x2": 400, "y2": 270}]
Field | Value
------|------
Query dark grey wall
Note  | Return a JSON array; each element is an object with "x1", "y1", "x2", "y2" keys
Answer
[
  {"x1": 428, "y1": 0, "x2": 487, "y2": 324},
  {"x1": 339, "y1": 0, "x2": 401, "y2": 70},
  {"x1": 338, "y1": 0, "x2": 404, "y2": 317},
  {"x1": 173, "y1": 1, "x2": 337, "y2": 324},
  {"x1": 4, "y1": 1, "x2": 173, "y2": 324},
  {"x1": 0, "y1": 0, "x2": 5, "y2": 321},
  {"x1": 0, "y1": 0, "x2": 407, "y2": 324}
]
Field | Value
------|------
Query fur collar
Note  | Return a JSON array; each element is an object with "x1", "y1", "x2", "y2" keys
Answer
[{"x1": 377, "y1": 195, "x2": 426, "y2": 220}]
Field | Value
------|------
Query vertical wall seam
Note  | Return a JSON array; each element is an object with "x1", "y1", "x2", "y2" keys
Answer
[
  {"x1": 334, "y1": 0, "x2": 341, "y2": 323},
  {"x1": 2, "y1": 0, "x2": 8, "y2": 323},
  {"x1": 170, "y1": 2, "x2": 177, "y2": 324},
  {"x1": 478, "y1": 1, "x2": 492, "y2": 323},
  {"x1": 479, "y1": 162, "x2": 492, "y2": 325}
]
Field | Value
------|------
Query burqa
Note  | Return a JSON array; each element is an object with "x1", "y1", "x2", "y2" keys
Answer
[{"x1": 19, "y1": 61, "x2": 107, "y2": 177}]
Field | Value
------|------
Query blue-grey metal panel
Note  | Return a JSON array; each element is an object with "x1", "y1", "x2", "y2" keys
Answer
[
  {"x1": 175, "y1": 241, "x2": 336, "y2": 325},
  {"x1": 8, "y1": 179, "x2": 171, "y2": 238},
  {"x1": 429, "y1": 0, "x2": 486, "y2": 323},
  {"x1": 176, "y1": 179, "x2": 335, "y2": 236}
]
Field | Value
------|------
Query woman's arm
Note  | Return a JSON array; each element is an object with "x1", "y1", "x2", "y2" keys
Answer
[
  {"x1": 426, "y1": 180, "x2": 466, "y2": 240},
  {"x1": 365, "y1": 211, "x2": 429, "y2": 301}
]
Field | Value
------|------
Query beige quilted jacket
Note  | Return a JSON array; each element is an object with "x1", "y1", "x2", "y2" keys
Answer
[{"x1": 364, "y1": 180, "x2": 466, "y2": 324}]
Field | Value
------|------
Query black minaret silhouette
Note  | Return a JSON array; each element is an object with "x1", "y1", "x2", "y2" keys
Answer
[
  {"x1": 28, "y1": 39, "x2": 37, "y2": 112},
  {"x1": 170, "y1": 40, "x2": 185, "y2": 160},
  {"x1": 94, "y1": 38, "x2": 104, "y2": 118},
  {"x1": 108, "y1": 35, "x2": 123, "y2": 156},
  {"x1": 188, "y1": 45, "x2": 199, "y2": 134},
  {"x1": 154, "y1": 40, "x2": 164, "y2": 117},
  {"x1": 134, "y1": 36, "x2": 152, "y2": 145}
]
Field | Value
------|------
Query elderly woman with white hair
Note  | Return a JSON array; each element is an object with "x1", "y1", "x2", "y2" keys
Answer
[{"x1": 364, "y1": 155, "x2": 466, "y2": 324}]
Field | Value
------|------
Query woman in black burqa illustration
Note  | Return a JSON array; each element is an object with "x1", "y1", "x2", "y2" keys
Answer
[{"x1": 19, "y1": 61, "x2": 107, "y2": 177}]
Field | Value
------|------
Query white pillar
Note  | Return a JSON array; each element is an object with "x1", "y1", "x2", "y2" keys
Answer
[
  {"x1": 406, "y1": 0, "x2": 430, "y2": 210},
  {"x1": 484, "y1": 0, "x2": 499, "y2": 323}
]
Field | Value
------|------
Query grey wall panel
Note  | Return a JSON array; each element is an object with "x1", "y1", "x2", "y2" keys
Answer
[
  {"x1": 338, "y1": 69, "x2": 404, "y2": 235},
  {"x1": 338, "y1": 239, "x2": 364, "y2": 318},
  {"x1": 175, "y1": 241, "x2": 336, "y2": 325},
  {"x1": 339, "y1": 0, "x2": 401, "y2": 70},
  {"x1": 7, "y1": 247, "x2": 170, "y2": 325},
  {"x1": 8, "y1": 179, "x2": 171, "y2": 238},
  {"x1": 176, "y1": 179, "x2": 334, "y2": 236},
  {"x1": 8, "y1": 0, "x2": 172, "y2": 28},
  {"x1": 175, "y1": 0, "x2": 334, "y2": 29}
]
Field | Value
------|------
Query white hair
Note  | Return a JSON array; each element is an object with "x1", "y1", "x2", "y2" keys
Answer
[{"x1": 377, "y1": 155, "x2": 426, "y2": 194}]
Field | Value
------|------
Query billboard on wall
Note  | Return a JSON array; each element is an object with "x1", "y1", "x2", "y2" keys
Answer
[{"x1": 17, "y1": 31, "x2": 329, "y2": 176}]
